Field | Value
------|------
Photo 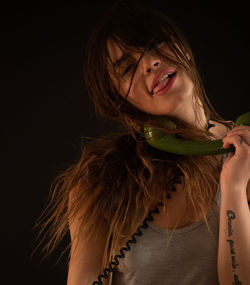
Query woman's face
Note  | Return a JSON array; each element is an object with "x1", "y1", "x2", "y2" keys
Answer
[{"x1": 107, "y1": 39, "x2": 194, "y2": 117}]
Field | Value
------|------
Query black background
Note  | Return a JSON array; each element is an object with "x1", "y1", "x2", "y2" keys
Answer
[{"x1": 1, "y1": 0, "x2": 249, "y2": 284}]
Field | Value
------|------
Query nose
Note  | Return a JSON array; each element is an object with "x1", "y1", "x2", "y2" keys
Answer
[{"x1": 140, "y1": 54, "x2": 161, "y2": 75}]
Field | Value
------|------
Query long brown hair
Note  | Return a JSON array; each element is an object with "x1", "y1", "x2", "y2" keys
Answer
[{"x1": 35, "y1": 1, "x2": 234, "y2": 284}]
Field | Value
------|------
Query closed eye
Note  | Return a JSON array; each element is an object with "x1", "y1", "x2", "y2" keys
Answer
[{"x1": 121, "y1": 63, "x2": 135, "y2": 76}]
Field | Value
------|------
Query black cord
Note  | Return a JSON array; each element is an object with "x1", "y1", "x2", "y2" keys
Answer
[
  {"x1": 92, "y1": 117, "x2": 214, "y2": 284},
  {"x1": 92, "y1": 202, "x2": 164, "y2": 285},
  {"x1": 92, "y1": 172, "x2": 183, "y2": 284}
]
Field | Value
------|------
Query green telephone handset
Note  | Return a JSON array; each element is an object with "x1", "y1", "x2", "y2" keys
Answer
[{"x1": 144, "y1": 111, "x2": 250, "y2": 156}]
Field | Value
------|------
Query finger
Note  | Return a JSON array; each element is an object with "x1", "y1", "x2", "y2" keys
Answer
[
  {"x1": 222, "y1": 133, "x2": 240, "y2": 144},
  {"x1": 225, "y1": 129, "x2": 250, "y2": 143},
  {"x1": 222, "y1": 134, "x2": 244, "y2": 152},
  {"x1": 226, "y1": 130, "x2": 245, "y2": 137},
  {"x1": 228, "y1": 126, "x2": 250, "y2": 133}
]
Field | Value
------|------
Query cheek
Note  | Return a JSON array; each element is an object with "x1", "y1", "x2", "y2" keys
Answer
[
  {"x1": 176, "y1": 72, "x2": 193, "y2": 91},
  {"x1": 112, "y1": 77, "x2": 131, "y2": 98},
  {"x1": 119, "y1": 77, "x2": 139, "y2": 99},
  {"x1": 128, "y1": 82, "x2": 148, "y2": 104},
  {"x1": 121, "y1": 82, "x2": 133, "y2": 98}
]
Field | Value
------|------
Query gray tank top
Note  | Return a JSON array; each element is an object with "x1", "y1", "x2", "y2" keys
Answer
[{"x1": 112, "y1": 153, "x2": 228, "y2": 285}]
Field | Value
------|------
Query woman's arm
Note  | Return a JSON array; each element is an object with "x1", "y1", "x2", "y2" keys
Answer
[
  {"x1": 218, "y1": 185, "x2": 250, "y2": 285},
  {"x1": 247, "y1": 179, "x2": 250, "y2": 205},
  {"x1": 218, "y1": 127, "x2": 250, "y2": 285}
]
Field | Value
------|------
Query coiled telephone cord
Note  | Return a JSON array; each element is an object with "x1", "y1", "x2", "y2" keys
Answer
[
  {"x1": 92, "y1": 174, "x2": 183, "y2": 285},
  {"x1": 92, "y1": 118, "x2": 215, "y2": 284},
  {"x1": 92, "y1": 202, "x2": 163, "y2": 285}
]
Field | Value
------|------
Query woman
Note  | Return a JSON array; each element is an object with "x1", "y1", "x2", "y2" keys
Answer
[{"x1": 37, "y1": 1, "x2": 250, "y2": 284}]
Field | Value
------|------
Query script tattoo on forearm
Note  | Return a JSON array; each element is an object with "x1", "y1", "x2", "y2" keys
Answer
[{"x1": 226, "y1": 210, "x2": 243, "y2": 285}]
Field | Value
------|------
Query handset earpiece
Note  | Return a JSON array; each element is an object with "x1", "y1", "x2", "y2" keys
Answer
[{"x1": 144, "y1": 111, "x2": 250, "y2": 156}]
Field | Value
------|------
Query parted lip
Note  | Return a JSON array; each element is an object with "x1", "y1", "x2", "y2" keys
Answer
[{"x1": 151, "y1": 67, "x2": 177, "y2": 94}]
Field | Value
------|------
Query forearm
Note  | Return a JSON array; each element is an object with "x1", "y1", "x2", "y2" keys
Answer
[{"x1": 218, "y1": 185, "x2": 250, "y2": 285}]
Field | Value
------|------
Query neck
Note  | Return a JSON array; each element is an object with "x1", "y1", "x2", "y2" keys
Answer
[{"x1": 170, "y1": 97, "x2": 208, "y2": 130}]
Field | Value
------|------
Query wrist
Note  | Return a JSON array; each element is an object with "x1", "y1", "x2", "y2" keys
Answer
[{"x1": 220, "y1": 182, "x2": 247, "y2": 197}]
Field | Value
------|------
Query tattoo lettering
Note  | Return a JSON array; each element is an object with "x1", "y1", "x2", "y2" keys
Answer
[
  {"x1": 226, "y1": 239, "x2": 235, "y2": 255},
  {"x1": 233, "y1": 274, "x2": 242, "y2": 285},
  {"x1": 231, "y1": 254, "x2": 239, "y2": 270},
  {"x1": 226, "y1": 210, "x2": 235, "y2": 237},
  {"x1": 226, "y1": 210, "x2": 243, "y2": 285}
]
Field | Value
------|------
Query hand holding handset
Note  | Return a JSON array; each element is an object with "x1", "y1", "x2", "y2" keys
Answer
[{"x1": 144, "y1": 112, "x2": 250, "y2": 156}]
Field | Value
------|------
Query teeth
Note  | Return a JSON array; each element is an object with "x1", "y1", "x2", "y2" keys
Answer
[{"x1": 158, "y1": 73, "x2": 170, "y2": 83}]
